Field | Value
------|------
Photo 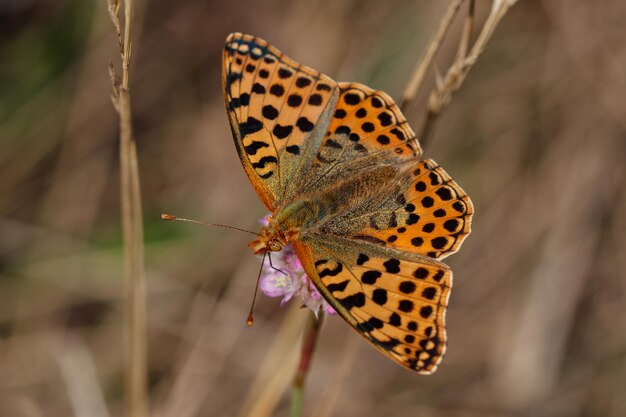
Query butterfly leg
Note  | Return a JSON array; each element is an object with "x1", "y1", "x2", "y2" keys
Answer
[{"x1": 268, "y1": 252, "x2": 288, "y2": 276}]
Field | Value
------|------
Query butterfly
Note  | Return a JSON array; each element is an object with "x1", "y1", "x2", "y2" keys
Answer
[{"x1": 222, "y1": 33, "x2": 473, "y2": 373}]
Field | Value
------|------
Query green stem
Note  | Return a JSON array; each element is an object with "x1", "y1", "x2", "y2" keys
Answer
[{"x1": 290, "y1": 311, "x2": 324, "y2": 417}]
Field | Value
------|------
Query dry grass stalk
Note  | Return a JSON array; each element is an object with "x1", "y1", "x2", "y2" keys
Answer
[
  {"x1": 290, "y1": 312, "x2": 324, "y2": 417},
  {"x1": 107, "y1": 0, "x2": 148, "y2": 416},
  {"x1": 415, "y1": 0, "x2": 518, "y2": 143},
  {"x1": 400, "y1": 0, "x2": 465, "y2": 114}
]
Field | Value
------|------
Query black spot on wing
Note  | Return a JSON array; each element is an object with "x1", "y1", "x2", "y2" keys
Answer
[
  {"x1": 452, "y1": 201, "x2": 466, "y2": 213},
  {"x1": 295, "y1": 76, "x2": 311, "y2": 88},
  {"x1": 287, "y1": 94, "x2": 303, "y2": 107},
  {"x1": 308, "y1": 94, "x2": 323, "y2": 106},
  {"x1": 251, "y1": 156, "x2": 278, "y2": 169},
  {"x1": 326, "y1": 280, "x2": 349, "y2": 294},
  {"x1": 318, "y1": 262, "x2": 343, "y2": 278},
  {"x1": 420, "y1": 306, "x2": 433, "y2": 319},
  {"x1": 422, "y1": 287, "x2": 437, "y2": 300},
  {"x1": 431, "y1": 237, "x2": 448, "y2": 249},
  {"x1": 389, "y1": 312, "x2": 401, "y2": 326},
  {"x1": 377, "y1": 135, "x2": 390, "y2": 145},
  {"x1": 244, "y1": 140, "x2": 269, "y2": 155},
  {"x1": 270, "y1": 84, "x2": 285, "y2": 97},
  {"x1": 239, "y1": 93, "x2": 250, "y2": 106},
  {"x1": 377, "y1": 112, "x2": 393, "y2": 126},
  {"x1": 278, "y1": 68, "x2": 292, "y2": 78},
  {"x1": 324, "y1": 139, "x2": 342, "y2": 149},
  {"x1": 226, "y1": 72, "x2": 242, "y2": 86},
  {"x1": 356, "y1": 254, "x2": 369, "y2": 265},
  {"x1": 273, "y1": 124, "x2": 293, "y2": 139},
  {"x1": 436, "y1": 186, "x2": 454, "y2": 201},
  {"x1": 444, "y1": 219, "x2": 460, "y2": 232},
  {"x1": 361, "y1": 122, "x2": 375, "y2": 132},
  {"x1": 343, "y1": 93, "x2": 361, "y2": 105},
  {"x1": 262, "y1": 105, "x2": 279, "y2": 120},
  {"x1": 357, "y1": 317, "x2": 385, "y2": 332},
  {"x1": 334, "y1": 109, "x2": 347, "y2": 119},
  {"x1": 372, "y1": 337, "x2": 400, "y2": 351},
  {"x1": 238, "y1": 117, "x2": 263, "y2": 137},
  {"x1": 335, "y1": 125, "x2": 351, "y2": 135},
  {"x1": 251, "y1": 83, "x2": 266, "y2": 94},
  {"x1": 399, "y1": 281, "x2": 416, "y2": 294},
  {"x1": 338, "y1": 292, "x2": 366, "y2": 310},
  {"x1": 398, "y1": 300, "x2": 414, "y2": 313},
  {"x1": 371, "y1": 97, "x2": 383, "y2": 108},
  {"x1": 413, "y1": 267, "x2": 428, "y2": 279},
  {"x1": 372, "y1": 289, "x2": 388, "y2": 305},
  {"x1": 361, "y1": 270, "x2": 382, "y2": 284},
  {"x1": 421, "y1": 196, "x2": 435, "y2": 208},
  {"x1": 296, "y1": 117, "x2": 314, "y2": 132},
  {"x1": 383, "y1": 259, "x2": 400, "y2": 273}
]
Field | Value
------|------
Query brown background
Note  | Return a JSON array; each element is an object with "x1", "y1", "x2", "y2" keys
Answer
[{"x1": 1, "y1": 1, "x2": 625, "y2": 416}]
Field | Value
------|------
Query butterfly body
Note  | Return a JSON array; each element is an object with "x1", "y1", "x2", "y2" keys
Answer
[{"x1": 224, "y1": 33, "x2": 473, "y2": 373}]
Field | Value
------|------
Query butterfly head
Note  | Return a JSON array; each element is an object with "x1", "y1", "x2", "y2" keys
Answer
[
  {"x1": 248, "y1": 230, "x2": 284, "y2": 254},
  {"x1": 247, "y1": 219, "x2": 282, "y2": 254},
  {"x1": 248, "y1": 217, "x2": 298, "y2": 255}
]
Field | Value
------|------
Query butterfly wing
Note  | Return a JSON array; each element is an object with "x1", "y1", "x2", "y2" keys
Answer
[
  {"x1": 368, "y1": 158, "x2": 474, "y2": 260},
  {"x1": 222, "y1": 33, "x2": 339, "y2": 210},
  {"x1": 294, "y1": 237, "x2": 452, "y2": 373},
  {"x1": 297, "y1": 82, "x2": 422, "y2": 197},
  {"x1": 287, "y1": 87, "x2": 473, "y2": 373},
  {"x1": 317, "y1": 158, "x2": 474, "y2": 260}
]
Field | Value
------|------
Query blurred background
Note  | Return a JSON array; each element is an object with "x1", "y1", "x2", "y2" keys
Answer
[{"x1": 1, "y1": 1, "x2": 626, "y2": 416}]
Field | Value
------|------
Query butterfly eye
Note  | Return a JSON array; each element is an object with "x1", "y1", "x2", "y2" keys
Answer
[{"x1": 269, "y1": 241, "x2": 282, "y2": 252}]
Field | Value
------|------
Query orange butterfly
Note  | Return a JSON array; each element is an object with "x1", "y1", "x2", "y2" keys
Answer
[{"x1": 222, "y1": 33, "x2": 473, "y2": 373}]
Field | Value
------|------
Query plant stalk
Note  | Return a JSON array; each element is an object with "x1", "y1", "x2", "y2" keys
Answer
[
  {"x1": 290, "y1": 312, "x2": 324, "y2": 417},
  {"x1": 108, "y1": 0, "x2": 148, "y2": 416}
]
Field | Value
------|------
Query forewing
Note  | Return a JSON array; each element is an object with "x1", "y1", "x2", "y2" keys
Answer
[
  {"x1": 294, "y1": 237, "x2": 452, "y2": 374},
  {"x1": 298, "y1": 82, "x2": 421, "y2": 195},
  {"x1": 222, "y1": 33, "x2": 339, "y2": 209}
]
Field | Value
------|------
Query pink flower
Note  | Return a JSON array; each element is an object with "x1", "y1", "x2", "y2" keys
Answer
[
  {"x1": 259, "y1": 215, "x2": 271, "y2": 227},
  {"x1": 258, "y1": 216, "x2": 336, "y2": 316},
  {"x1": 259, "y1": 271, "x2": 297, "y2": 305}
]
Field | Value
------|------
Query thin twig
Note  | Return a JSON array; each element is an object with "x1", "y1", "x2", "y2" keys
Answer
[
  {"x1": 416, "y1": 0, "x2": 517, "y2": 144},
  {"x1": 399, "y1": 0, "x2": 465, "y2": 114},
  {"x1": 290, "y1": 312, "x2": 324, "y2": 417},
  {"x1": 107, "y1": 0, "x2": 148, "y2": 416},
  {"x1": 456, "y1": 0, "x2": 475, "y2": 60}
]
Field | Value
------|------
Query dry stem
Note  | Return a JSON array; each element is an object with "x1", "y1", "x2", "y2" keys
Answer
[
  {"x1": 107, "y1": 0, "x2": 148, "y2": 416},
  {"x1": 400, "y1": 0, "x2": 465, "y2": 114},
  {"x1": 403, "y1": 0, "x2": 517, "y2": 147},
  {"x1": 290, "y1": 312, "x2": 324, "y2": 417}
]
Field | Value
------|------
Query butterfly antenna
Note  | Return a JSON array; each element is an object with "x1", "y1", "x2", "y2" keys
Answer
[
  {"x1": 161, "y1": 213, "x2": 259, "y2": 236},
  {"x1": 246, "y1": 252, "x2": 266, "y2": 327}
]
